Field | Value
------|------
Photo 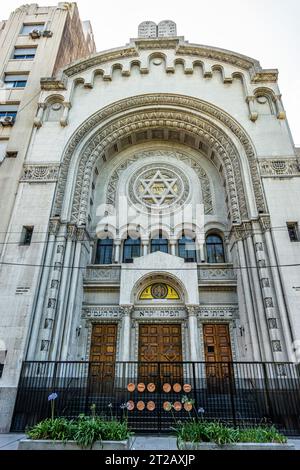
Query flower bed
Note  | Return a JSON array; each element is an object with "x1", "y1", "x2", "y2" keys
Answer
[
  {"x1": 18, "y1": 416, "x2": 133, "y2": 450},
  {"x1": 175, "y1": 421, "x2": 295, "y2": 450}
]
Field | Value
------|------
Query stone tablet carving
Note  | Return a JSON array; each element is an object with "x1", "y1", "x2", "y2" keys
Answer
[
  {"x1": 158, "y1": 20, "x2": 177, "y2": 37},
  {"x1": 138, "y1": 21, "x2": 157, "y2": 38}
]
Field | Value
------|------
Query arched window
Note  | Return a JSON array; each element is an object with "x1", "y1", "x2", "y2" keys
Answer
[
  {"x1": 151, "y1": 231, "x2": 168, "y2": 254},
  {"x1": 95, "y1": 238, "x2": 113, "y2": 264},
  {"x1": 206, "y1": 234, "x2": 225, "y2": 263},
  {"x1": 123, "y1": 237, "x2": 141, "y2": 263},
  {"x1": 178, "y1": 234, "x2": 197, "y2": 262}
]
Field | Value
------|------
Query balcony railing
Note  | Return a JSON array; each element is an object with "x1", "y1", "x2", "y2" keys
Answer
[{"x1": 11, "y1": 361, "x2": 300, "y2": 434}]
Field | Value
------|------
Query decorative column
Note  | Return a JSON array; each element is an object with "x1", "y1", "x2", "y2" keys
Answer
[
  {"x1": 274, "y1": 95, "x2": 286, "y2": 120},
  {"x1": 141, "y1": 239, "x2": 149, "y2": 257},
  {"x1": 26, "y1": 219, "x2": 59, "y2": 359},
  {"x1": 33, "y1": 103, "x2": 46, "y2": 128},
  {"x1": 50, "y1": 224, "x2": 76, "y2": 360},
  {"x1": 244, "y1": 234, "x2": 273, "y2": 361},
  {"x1": 169, "y1": 239, "x2": 177, "y2": 256},
  {"x1": 246, "y1": 96, "x2": 258, "y2": 122},
  {"x1": 60, "y1": 102, "x2": 71, "y2": 127},
  {"x1": 114, "y1": 240, "x2": 121, "y2": 263},
  {"x1": 60, "y1": 227, "x2": 86, "y2": 360},
  {"x1": 120, "y1": 305, "x2": 133, "y2": 362},
  {"x1": 186, "y1": 306, "x2": 199, "y2": 362},
  {"x1": 261, "y1": 218, "x2": 294, "y2": 361},
  {"x1": 235, "y1": 232, "x2": 262, "y2": 361}
]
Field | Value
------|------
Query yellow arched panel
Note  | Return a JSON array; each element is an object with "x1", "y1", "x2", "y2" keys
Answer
[{"x1": 140, "y1": 283, "x2": 180, "y2": 300}]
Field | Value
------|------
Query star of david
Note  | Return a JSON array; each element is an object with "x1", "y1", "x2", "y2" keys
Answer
[{"x1": 138, "y1": 170, "x2": 179, "y2": 206}]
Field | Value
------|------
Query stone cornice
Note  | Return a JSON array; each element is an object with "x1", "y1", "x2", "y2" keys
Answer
[{"x1": 58, "y1": 39, "x2": 264, "y2": 79}]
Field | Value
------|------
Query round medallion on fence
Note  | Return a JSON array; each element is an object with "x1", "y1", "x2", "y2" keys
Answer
[
  {"x1": 127, "y1": 400, "x2": 135, "y2": 411},
  {"x1": 137, "y1": 400, "x2": 145, "y2": 411},
  {"x1": 173, "y1": 383, "x2": 182, "y2": 393},
  {"x1": 163, "y1": 383, "x2": 171, "y2": 393},
  {"x1": 163, "y1": 401, "x2": 172, "y2": 411},
  {"x1": 183, "y1": 384, "x2": 192, "y2": 393},
  {"x1": 147, "y1": 401, "x2": 156, "y2": 411},
  {"x1": 184, "y1": 402, "x2": 193, "y2": 412},
  {"x1": 137, "y1": 383, "x2": 146, "y2": 392},
  {"x1": 173, "y1": 401, "x2": 182, "y2": 411},
  {"x1": 127, "y1": 383, "x2": 135, "y2": 392},
  {"x1": 147, "y1": 382, "x2": 156, "y2": 392}
]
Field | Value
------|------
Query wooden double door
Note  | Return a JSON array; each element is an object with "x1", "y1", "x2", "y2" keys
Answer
[
  {"x1": 138, "y1": 323, "x2": 183, "y2": 383},
  {"x1": 203, "y1": 324, "x2": 233, "y2": 380},
  {"x1": 89, "y1": 324, "x2": 117, "y2": 386}
]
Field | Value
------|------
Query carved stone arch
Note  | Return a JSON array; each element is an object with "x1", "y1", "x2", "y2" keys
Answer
[{"x1": 53, "y1": 94, "x2": 265, "y2": 226}]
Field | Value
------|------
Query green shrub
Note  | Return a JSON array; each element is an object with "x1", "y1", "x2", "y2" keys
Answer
[
  {"x1": 27, "y1": 417, "x2": 76, "y2": 441},
  {"x1": 175, "y1": 421, "x2": 287, "y2": 446},
  {"x1": 27, "y1": 415, "x2": 132, "y2": 449}
]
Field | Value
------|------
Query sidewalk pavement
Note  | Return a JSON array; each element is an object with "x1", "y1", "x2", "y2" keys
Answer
[{"x1": 0, "y1": 433, "x2": 299, "y2": 450}]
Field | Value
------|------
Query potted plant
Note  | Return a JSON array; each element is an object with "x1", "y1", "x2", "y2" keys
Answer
[{"x1": 18, "y1": 395, "x2": 133, "y2": 450}]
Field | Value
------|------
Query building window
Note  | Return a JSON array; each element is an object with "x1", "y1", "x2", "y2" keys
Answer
[
  {"x1": 4, "y1": 74, "x2": 28, "y2": 88},
  {"x1": 0, "y1": 104, "x2": 18, "y2": 119},
  {"x1": 206, "y1": 234, "x2": 225, "y2": 263},
  {"x1": 178, "y1": 234, "x2": 197, "y2": 262},
  {"x1": 95, "y1": 238, "x2": 113, "y2": 264},
  {"x1": 151, "y1": 232, "x2": 168, "y2": 254},
  {"x1": 20, "y1": 24, "x2": 44, "y2": 35},
  {"x1": 287, "y1": 222, "x2": 299, "y2": 242},
  {"x1": 13, "y1": 47, "x2": 36, "y2": 60},
  {"x1": 123, "y1": 237, "x2": 141, "y2": 263},
  {"x1": 21, "y1": 226, "x2": 34, "y2": 246}
]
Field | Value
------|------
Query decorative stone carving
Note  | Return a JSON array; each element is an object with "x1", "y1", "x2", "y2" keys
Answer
[
  {"x1": 261, "y1": 278, "x2": 270, "y2": 288},
  {"x1": 54, "y1": 262, "x2": 62, "y2": 271},
  {"x1": 57, "y1": 245, "x2": 64, "y2": 254},
  {"x1": 53, "y1": 95, "x2": 265, "y2": 226},
  {"x1": 47, "y1": 298, "x2": 56, "y2": 308},
  {"x1": 51, "y1": 279, "x2": 59, "y2": 289},
  {"x1": 82, "y1": 306, "x2": 122, "y2": 319},
  {"x1": 264, "y1": 297, "x2": 274, "y2": 308},
  {"x1": 49, "y1": 219, "x2": 60, "y2": 235},
  {"x1": 272, "y1": 340, "x2": 282, "y2": 352},
  {"x1": 84, "y1": 266, "x2": 121, "y2": 283},
  {"x1": 138, "y1": 21, "x2": 157, "y2": 38},
  {"x1": 106, "y1": 149, "x2": 213, "y2": 215},
  {"x1": 255, "y1": 242, "x2": 263, "y2": 252},
  {"x1": 20, "y1": 164, "x2": 59, "y2": 182},
  {"x1": 133, "y1": 307, "x2": 187, "y2": 319},
  {"x1": 157, "y1": 20, "x2": 177, "y2": 37},
  {"x1": 198, "y1": 266, "x2": 237, "y2": 281},
  {"x1": 197, "y1": 306, "x2": 238, "y2": 319},
  {"x1": 40, "y1": 340, "x2": 50, "y2": 351},
  {"x1": 259, "y1": 159, "x2": 300, "y2": 177},
  {"x1": 259, "y1": 215, "x2": 271, "y2": 233},
  {"x1": 268, "y1": 318, "x2": 278, "y2": 330}
]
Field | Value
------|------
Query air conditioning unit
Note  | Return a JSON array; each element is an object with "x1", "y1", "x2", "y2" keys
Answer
[
  {"x1": 0, "y1": 116, "x2": 15, "y2": 126},
  {"x1": 43, "y1": 30, "x2": 53, "y2": 38},
  {"x1": 29, "y1": 29, "x2": 42, "y2": 39}
]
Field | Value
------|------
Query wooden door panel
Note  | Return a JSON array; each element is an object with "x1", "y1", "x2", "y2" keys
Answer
[
  {"x1": 90, "y1": 324, "x2": 117, "y2": 382},
  {"x1": 139, "y1": 324, "x2": 183, "y2": 382},
  {"x1": 203, "y1": 324, "x2": 232, "y2": 380}
]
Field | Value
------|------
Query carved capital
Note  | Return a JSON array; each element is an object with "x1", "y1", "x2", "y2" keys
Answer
[
  {"x1": 120, "y1": 305, "x2": 134, "y2": 317},
  {"x1": 49, "y1": 219, "x2": 60, "y2": 236}
]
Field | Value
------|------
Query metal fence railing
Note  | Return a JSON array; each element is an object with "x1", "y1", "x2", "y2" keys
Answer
[{"x1": 11, "y1": 361, "x2": 300, "y2": 435}]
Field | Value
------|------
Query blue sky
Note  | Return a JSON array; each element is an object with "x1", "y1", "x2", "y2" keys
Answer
[{"x1": 2, "y1": 0, "x2": 299, "y2": 145}]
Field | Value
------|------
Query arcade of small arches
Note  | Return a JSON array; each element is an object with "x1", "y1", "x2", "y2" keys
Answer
[{"x1": 93, "y1": 231, "x2": 226, "y2": 265}]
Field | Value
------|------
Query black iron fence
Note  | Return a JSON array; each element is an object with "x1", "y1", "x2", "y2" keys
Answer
[{"x1": 11, "y1": 361, "x2": 300, "y2": 435}]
